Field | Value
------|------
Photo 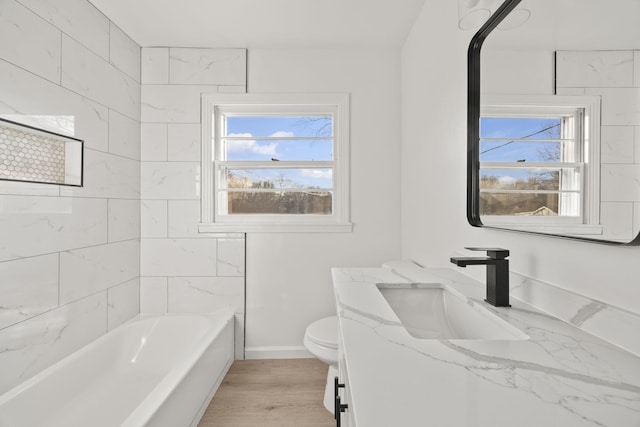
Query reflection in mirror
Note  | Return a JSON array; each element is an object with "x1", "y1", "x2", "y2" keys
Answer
[{"x1": 469, "y1": 0, "x2": 640, "y2": 244}]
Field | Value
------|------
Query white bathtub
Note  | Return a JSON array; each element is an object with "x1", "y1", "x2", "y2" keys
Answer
[{"x1": 0, "y1": 311, "x2": 235, "y2": 427}]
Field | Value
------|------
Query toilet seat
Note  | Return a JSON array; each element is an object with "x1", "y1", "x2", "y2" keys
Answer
[{"x1": 305, "y1": 316, "x2": 338, "y2": 349}]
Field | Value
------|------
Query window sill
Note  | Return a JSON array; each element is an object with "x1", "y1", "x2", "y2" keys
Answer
[{"x1": 198, "y1": 222, "x2": 353, "y2": 233}]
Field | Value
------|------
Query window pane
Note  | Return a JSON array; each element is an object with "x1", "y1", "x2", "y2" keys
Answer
[
  {"x1": 224, "y1": 139, "x2": 333, "y2": 161},
  {"x1": 225, "y1": 116, "x2": 333, "y2": 138},
  {"x1": 480, "y1": 117, "x2": 562, "y2": 139},
  {"x1": 480, "y1": 169, "x2": 561, "y2": 191},
  {"x1": 224, "y1": 191, "x2": 332, "y2": 215},
  {"x1": 223, "y1": 168, "x2": 332, "y2": 190},
  {"x1": 480, "y1": 140, "x2": 561, "y2": 162},
  {"x1": 480, "y1": 192, "x2": 561, "y2": 216},
  {"x1": 481, "y1": 166, "x2": 581, "y2": 192}
]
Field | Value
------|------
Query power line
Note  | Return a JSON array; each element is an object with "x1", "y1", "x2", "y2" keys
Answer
[{"x1": 480, "y1": 123, "x2": 560, "y2": 155}]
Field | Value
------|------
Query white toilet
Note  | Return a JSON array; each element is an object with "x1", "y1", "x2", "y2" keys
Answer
[{"x1": 303, "y1": 316, "x2": 339, "y2": 414}]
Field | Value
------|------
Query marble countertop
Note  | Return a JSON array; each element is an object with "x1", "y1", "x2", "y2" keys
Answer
[{"x1": 332, "y1": 261, "x2": 640, "y2": 427}]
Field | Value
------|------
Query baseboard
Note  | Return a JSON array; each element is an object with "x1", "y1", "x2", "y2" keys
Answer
[{"x1": 244, "y1": 346, "x2": 313, "y2": 360}]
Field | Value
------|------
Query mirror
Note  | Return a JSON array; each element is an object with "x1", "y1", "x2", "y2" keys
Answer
[{"x1": 468, "y1": 0, "x2": 640, "y2": 244}]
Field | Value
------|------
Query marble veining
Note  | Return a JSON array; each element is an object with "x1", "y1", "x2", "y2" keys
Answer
[
  {"x1": 141, "y1": 200, "x2": 168, "y2": 238},
  {"x1": 106, "y1": 278, "x2": 140, "y2": 331},
  {"x1": 600, "y1": 202, "x2": 635, "y2": 242},
  {"x1": 17, "y1": 0, "x2": 110, "y2": 60},
  {"x1": 570, "y1": 301, "x2": 608, "y2": 326},
  {"x1": 555, "y1": 49, "x2": 640, "y2": 239},
  {"x1": 107, "y1": 199, "x2": 140, "y2": 243},
  {"x1": 141, "y1": 48, "x2": 169, "y2": 84},
  {"x1": 0, "y1": 292, "x2": 107, "y2": 395},
  {"x1": 61, "y1": 36, "x2": 140, "y2": 121},
  {"x1": 556, "y1": 51, "x2": 634, "y2": 88},
  {"x1": 169, "y1": 48, "x2": 246, "y2": 86},
  {"x1": 108, "y1": 22, "x2": 141, "y2": 83},
  {"x1": 167, "y1": 277, "x2": 244, "y2": 314},
  {"x1": 138, "y1": 45, "x2": 244, "y2": 364},
  {"x1": 0, "y1": 0, "x2": 62, "y2": 84},
  {"x1": 59, "y1": 240, "x2": 140, "y2": 305},
  {"x1": 0, "y1": 254, "x2": 58, "y2": 329},
  {"x1": 141, "y1": 123, "x2": 168, "y2": 161},
  {"x1": 0, "y1": 195, "x2": 107, "y2": 262},
  {"x1": 140, "y1": 238, "x2": 218, "y2": 277},
  {"x1": 600, "y1": 164, "x2": 640, "y2": 203},
  {"x1": 141, "y1": 84, "x2": 219, "y2": 123},
  {"x1": 0, "y1": 59, "x2": 110, "y2": 152},
  {"x1": 334, "y1": 263, "x2": 640, "y2": 426},
  {"x1": 216, "y1": 238, "x2": 245, "y2": 276},
  {"x1": 140, "y1": 162, "x2": 201, "y2": 200},
  {"x1": 108, "y1": 110, "x2": 141, "y2": 161},
  {"x1": 0, "y1": 0, "x2": 144, "y2": 403},
  {"x1": 510, "y1": 271, "x2": 640, "y2": 357},
  {"x1": 60, "y1": 149, "x2": 140, "y2": 199},
  {"x1": 601, "y1": 126, "x2": 635, "y2": 163},
  {"x1": 167, "y1": 200, "x2": 204, "y2": 238},
  {"x1": 140, "y1": 277, "x2": 168, "y2": 314},
  {"x1": 167, "y1": 123, "x2": 200, "y2": 161}
]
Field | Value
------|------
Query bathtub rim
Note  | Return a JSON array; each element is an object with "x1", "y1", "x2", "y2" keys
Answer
[
  {"x1": 0, "y1": 309, "x2": 235, "y2": 426},
  {"x1": 123, "y1": 310, "x2": 235, "y2": 426}
]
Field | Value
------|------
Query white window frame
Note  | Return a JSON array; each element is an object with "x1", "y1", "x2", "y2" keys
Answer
[
  {"x1": 199, "y1": 93, "x2": 352, "y2": 233},
  {"x1": 480, "y1": 94, "x2": 602, "y2": 235}
]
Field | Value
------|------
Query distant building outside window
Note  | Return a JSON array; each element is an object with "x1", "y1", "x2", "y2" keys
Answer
[
  {"x1": 200, "y1": 93, "x2": 351, "y2": 233},
  {"x1": 480, "y1": 95, "x2": 601, "y2": 234}
]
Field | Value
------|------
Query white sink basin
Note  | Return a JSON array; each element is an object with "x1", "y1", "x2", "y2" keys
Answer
[{"x1": 377, "y1": 284, "x2": 528, "y2": 340}]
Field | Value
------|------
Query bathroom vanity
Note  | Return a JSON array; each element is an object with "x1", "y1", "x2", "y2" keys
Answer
[{"x1": 332, "y1": 261, "x2": 640, "y2": 426}]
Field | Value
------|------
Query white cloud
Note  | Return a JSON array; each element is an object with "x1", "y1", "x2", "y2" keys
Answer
[
  {"x1": 301, "y1": 169, "x2": 332, "y2": 179},
  {"x1": 227, "y1": 133, "x2": 278, "y2": 156},
  {"x1": 270, "y1": 131, "x2": 294, "y2": 138}
]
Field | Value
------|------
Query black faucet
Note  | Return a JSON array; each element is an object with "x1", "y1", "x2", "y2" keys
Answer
[{"x1": 450, "y1": 247, "x2": 510, "y2": 307}]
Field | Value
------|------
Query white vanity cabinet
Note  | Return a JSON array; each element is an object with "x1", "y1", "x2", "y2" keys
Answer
[
  {"x1": 336, "y1": 329, "x2": 355, "y2": 427},
  {"x1": 332, "y1": 264, "x2": 640, "y2": 427}
]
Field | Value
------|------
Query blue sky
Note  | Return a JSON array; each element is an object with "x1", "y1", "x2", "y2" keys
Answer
[
  {"x1": 223, "y1": 115, "x2": 333, "y2": 188},
  {"x1": 223, "y1": 116, "x2": 564, "y2": 188},
  {"x1": 225, "y1": 116, "x2": 333, "y2": 162},
  {"x1": 480, "y1": 117, "x2": 561, "y2": 162},
  {"x1": 480, "y1": 117, "x2": 563, "y2": 184}
]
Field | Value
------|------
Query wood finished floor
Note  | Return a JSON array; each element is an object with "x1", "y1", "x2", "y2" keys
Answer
[{"x1": 198, "y1": 358, "x2": 335, "y2": 427}]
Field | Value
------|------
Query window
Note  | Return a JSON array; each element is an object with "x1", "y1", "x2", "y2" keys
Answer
[
  {"x1": 200, "y1": 93, "x2": 351, "y2": 232},
  {"x1": 480, "y1": 95, "x2": 601, "y2": 232}
]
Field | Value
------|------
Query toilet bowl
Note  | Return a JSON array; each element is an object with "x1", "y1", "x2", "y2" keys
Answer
[{"x1": 303, "y1": 316, "x2": 339, "y2": 414}]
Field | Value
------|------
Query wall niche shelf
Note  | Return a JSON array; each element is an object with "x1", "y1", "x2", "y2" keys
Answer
[{"x1": 0, "y1": 118, "x2": 83, "y2": 187}]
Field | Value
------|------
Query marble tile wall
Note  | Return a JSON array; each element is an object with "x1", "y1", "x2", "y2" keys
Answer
[
  {"x1": 557, "y1": 50, "x2": 640, "y2": 241},
  {"x1": 140, "y1": 47, "x2": 247, "y2": 359},
  {"x1": 0, "y1": 0, "x2": 141, "y2": 394}
]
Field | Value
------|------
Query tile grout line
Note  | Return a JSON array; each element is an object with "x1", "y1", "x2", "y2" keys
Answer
[{"x1": 57, "y1": 252, "x2": 61, "y2": 307}]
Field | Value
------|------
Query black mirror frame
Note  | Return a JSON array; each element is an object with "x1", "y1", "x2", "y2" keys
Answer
[{"x1": 466, "y1": 0, "x2": 640, "y2": 246}]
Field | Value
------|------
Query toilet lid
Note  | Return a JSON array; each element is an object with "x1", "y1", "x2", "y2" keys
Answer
[{"x1": 306, "y1": 316, "x2": 338, "y2": 349}]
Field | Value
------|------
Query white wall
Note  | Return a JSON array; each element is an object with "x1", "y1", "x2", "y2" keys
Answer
[
  {"x1": 0, "y1": 0, "x2": 141, "y2": 394},
  {"x1": 401, "y1": 0, "x2": 640, "y2": 315},
  {"x1": 245, "y1": 48, "x2": 402, "y2": 356},
  {"x1": 139, "y1": 47, "x2": 247, "y2": 359}
]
